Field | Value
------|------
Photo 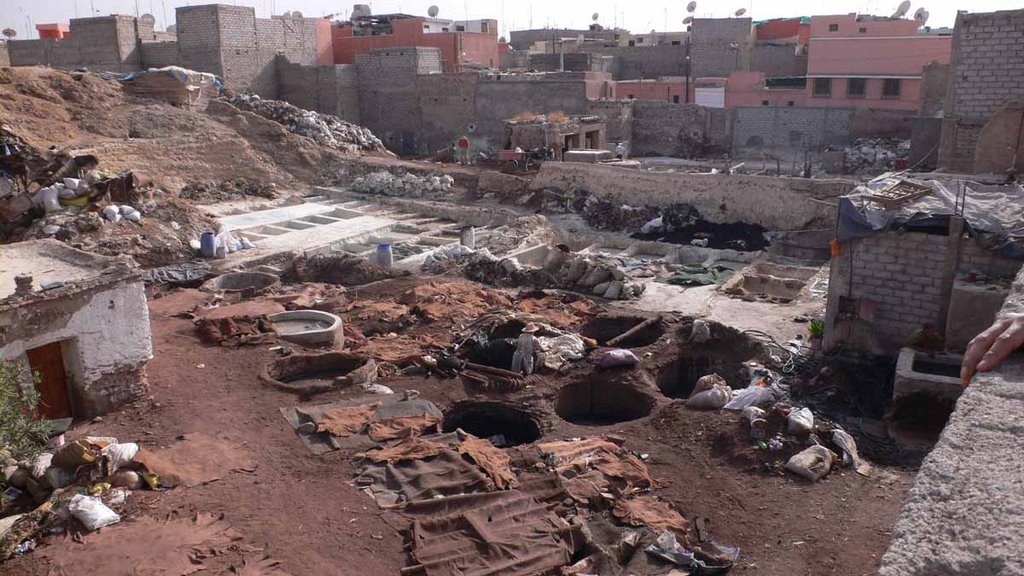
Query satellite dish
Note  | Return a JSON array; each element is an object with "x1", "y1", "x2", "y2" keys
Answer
[
  {"x1": 499, "y1": 35, "x2": 507, "y2": 43},
  {"x1": 686, "y1": 1, "x2": 697, "y2": 13},
  {"x1": 683, "y1": 16, "x2": 694, "y2": 24},
  {"x1": 2, "y1": 28, "x2": 17, "y2": 38},
  {"x1": 428, "y1": 5, "x2": 440, "y2": 17},
  {"x1": 282, "y1": 11, "x2": 292, "y2": 18},
  {"x1": 139, "y1": 13, "x2": 155, "y2": 26},
  {"x1": 292, "y1": 10, "x2": 303, "y2": 18},
  {"x1": 467, "y1": 123, "x2": 477, "y2": 134},
  {"x1": 735, "y1": 8, "x2": 747, "y2": 16},
  {"x1": 914, "y1": 7, "x2": 929, "y2": 23},
  {"x1": 592, "y1": 13, "x2": 600, "y2": 22},
  {"x1": 892, "y1": 0, "x2": 911, "y2": 18}
]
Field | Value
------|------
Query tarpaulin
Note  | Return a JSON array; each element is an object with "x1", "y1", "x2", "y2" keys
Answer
[{"x1": 837, "y1": 173, "x2": 1024, "y2": 259}]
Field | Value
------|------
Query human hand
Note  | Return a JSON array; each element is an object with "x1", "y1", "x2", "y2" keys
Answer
[{"x1": 961, "y1": 313, "x2": 1024, "y2": 385}]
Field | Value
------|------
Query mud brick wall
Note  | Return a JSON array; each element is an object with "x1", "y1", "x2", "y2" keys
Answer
[
  {"x1": 733, "y1": 106, "x2": 852, "y2": 151},
  {"x1": 587, "y1": 100, "x2": 634, "y2": 146},
  {"x1": 750, "y1": 43, "x2": 807, "y2": 78},
  {"x1": 690, "y1": 18, "x2": 752, "y2": 78},
  {"x1": 140, "y1": 41, "x2": 180, "y2": 69},
  {"x1": 631, "y1": 101, "x2": 729, "y2": 157},
  {"x1": 939, "y1": 9, "x2": 1024, "y2": 172},
  {"x1": 277, "y1": 58, "x2": 361, "y2": 123}
]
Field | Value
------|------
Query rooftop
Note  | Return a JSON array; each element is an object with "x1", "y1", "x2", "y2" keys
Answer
[{"x1": 0, "y1": 239, "x2": 135, "y2": 301}]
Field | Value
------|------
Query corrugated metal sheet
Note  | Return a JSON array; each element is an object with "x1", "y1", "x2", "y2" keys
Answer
[{"x1": 695, "y1": 86, "x2": 726, "y2": 108}]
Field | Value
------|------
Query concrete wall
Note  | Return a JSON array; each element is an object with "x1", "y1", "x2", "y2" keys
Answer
[
  {"x1": 0, "y1": 41, "x2": 8, "y2": 67},
  {"x1": 690, "y1": 18, "x2": 752, "y2": 78},
  {"x1": 7, "y1": 15, "x2": 142, "y2": 72},
  {"x1": 878, "y1": 265, "x2": 1024, "y2": 575},
  {"x1": 356, "y1": 47, "x2": 443, "y2": 155},
  {"x1": 278, "y1": 57, "x2": 361, "y2": 123},
  {"x1": 910, "y1": 117, "x2": 943, "y2": 170},
  {"x1": 530, "y1": 162, "x2": 852, "y2": 231},
  {"x1": 939, "y1": 9, "x2": 1024, "y2": 173},
  {"x1": 750, "y1": 43, "x2": 807, "y2": 78},
  {"x1": 852, "y1": 108, "x2": 916, "y2": 139},
  {"x1": 630, "y1": 101, "x2": 730, "y2": 157},
  {"x1": 732, "y1": 106, "x2": 853, "y2": 151},
  {"x1": 0, "y1": 281, "x2": 152, "y2": 418},
  {"x1": 529, "y1": 52, "x2": 603, "y2": 72},
  {"x1": 139, "y1": 41, "x2": 179, "y2": 69},
  {"x1": 587, "y1": 100, "x2": 634, "y2": 145},
  {"x1": 919, "y1": 62, "x2": 949, "y2": 117}
]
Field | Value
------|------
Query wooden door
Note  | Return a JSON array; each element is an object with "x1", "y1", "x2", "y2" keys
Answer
[{"x1": 25, "y1": 342, "x2": 72, "y2": 419}]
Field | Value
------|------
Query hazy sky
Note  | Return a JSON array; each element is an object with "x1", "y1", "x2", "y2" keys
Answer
[{"x1": 2, "y1": 0, "x2": 1020, "y2": 40}]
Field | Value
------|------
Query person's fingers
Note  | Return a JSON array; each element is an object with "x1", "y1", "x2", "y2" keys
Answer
[
  {"x1": 976, "y1": 322, "x2": 1024, "y2": 372},
  {"x1": 961, "y1": 319, "x2": 1010, "y2": 385}
]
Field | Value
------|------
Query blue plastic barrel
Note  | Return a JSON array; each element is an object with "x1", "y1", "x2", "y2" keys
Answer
[
  {"x1": 376, "y1": 243, "x2": 394, "y2": 269},
  {"x1": 200, "y1": 232, "x2": 217, "y2": 258}
]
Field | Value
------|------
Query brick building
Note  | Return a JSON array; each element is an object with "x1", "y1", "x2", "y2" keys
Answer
[
  {"x1": 938, "y1": 9, "x2": 1024, "y2": 174},
  {"x1": 689, "y1": 18, "x2": 753, "y2": 79},
  {"x1": 333, "y1": 14, "x2": 499, "y2": 72},
  {"x1": 805, "y1": 14, "x2": 951, "y2": 112}
]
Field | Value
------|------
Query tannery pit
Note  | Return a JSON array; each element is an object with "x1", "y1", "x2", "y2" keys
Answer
[
  {"x1": 442, "y1": 401, "x2": 542, "y2": 446},
  {"x1": 262, "y1": 352, "x2": 377, "y2": 395},
  {"x1": 555, "y1": 379, "x2": 655, "y2": 425},
  {"x1": 579, "y1": 315, "x2": 664, "y2": 348}
]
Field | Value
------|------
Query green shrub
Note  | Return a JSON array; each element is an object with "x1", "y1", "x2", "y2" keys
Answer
[{"x1": 0, "y1": 359, "x2": 51, "y2": 463}]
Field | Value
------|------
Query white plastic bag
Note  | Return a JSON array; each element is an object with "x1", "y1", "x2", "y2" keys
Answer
[
  {"x1": 723, "y1": 385, "x2": 776, "y2": 411},
  {"x1": 40, "y1": 186, "x2": 61, "y2": 214},
  {"x1": 102, "y1": 205, "x2": 122, "y2": 222},
  {"x1": 787, "y1": 407, "x2": 815, "y2": 434},
  {"x1": 101, "y1": 442, "x2": 139, "y2": 473},
  {"x1": 832, "y1": 429, "x2": 872, "y2": 476},
  {"x1": 63, "y1": 178, "x2": 81, "y2": 190},
  {"x1": 598, "y1": 349, "x2": 640, "y2": 368},
  {"x1": 785, "y1": 446, "x2": 836, "y2": 482},
  {"x1": 692, "y1": 373, "x2": 725, "y2": 395},
  {"x1": 685, "y1": 385, "x2": 732, "y2": 410},
  {"x1": 690, "y1": 319, "x2": 711, "y2": 343},
  {"x1": 27, "y1": 453, "x2": 53, "y2": 479},
  {"x1": 69, "y1": 494, "x2": 121, "y2": 530}
]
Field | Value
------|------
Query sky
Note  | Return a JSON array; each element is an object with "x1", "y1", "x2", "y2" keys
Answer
[{"x1": 2, "y1": 0, "x2": 1021, "y2": 40}]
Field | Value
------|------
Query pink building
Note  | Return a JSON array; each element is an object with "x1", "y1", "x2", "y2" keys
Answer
[
  {"x1": 805, "y1": 14, "x2": 951, "y2": 111},
  {"x1": 725, "y1": 71, "x2": 808, "y2": 108}
]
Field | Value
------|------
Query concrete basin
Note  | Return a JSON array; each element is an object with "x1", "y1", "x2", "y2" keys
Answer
[
  {"x1": 201, "y1": 271, "x2": 280, "y2": 295},
  {"x1": 268, "y1": 310, "x2": 343, "y2": 347}
]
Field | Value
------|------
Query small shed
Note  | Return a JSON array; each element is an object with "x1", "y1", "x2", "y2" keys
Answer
[{"x1": 121, "y1": 66, "x2": 222, "y2": 110}]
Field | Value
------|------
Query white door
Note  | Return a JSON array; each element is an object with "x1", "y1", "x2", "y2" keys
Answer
[{"x1": 695, "y1": 86, "x2": 726, "y2": 108}]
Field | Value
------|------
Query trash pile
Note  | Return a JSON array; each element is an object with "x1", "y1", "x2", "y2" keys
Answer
[
  {"x1": 226, "y1": 94, "x2": 388, "y2": 154},
  {"x1": 0, "y1": 436, "x2": 165, "y2": 558},
  {"x1": 349, "y1": 171, "x2": 455, "y2": 198},
  {"x1": 422, "y1": 244, "x2": 647, "y2": 300}
]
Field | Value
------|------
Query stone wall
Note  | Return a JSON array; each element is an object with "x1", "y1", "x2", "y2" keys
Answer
[
  {"x1": 750, "y1": 43, "x2": 807, "y2": 78},
  {"x1": 910, "y1": 117, "x2": 943, "y2": 170},
  {"x1": 0, "y1": 41, "x2": 9, "y2": 67},
  {"x1": 732, "y1": 106, "x2": 853, "y2": 151},
  {"x1": 690, "y1": 18, "x2": 752, "y2": 78},
  {"x1": 530, "y1": 162, "x2": 852, "y2": 231},
  {"x1": 630, "y1": 101, "x2": 729, "y2": 157},
  {"x1": 278, "y1": 57, "x2": 361, "y2": 123},
  {"x1": 878, "y1": 264, "x2": 1024, "y2": 575},
  {"x1": 587, "y1": 100, "x2": 634, "y2": 146},
  {"x1": 938, "y1": 9, "x2": 1024, "y2": 173}
]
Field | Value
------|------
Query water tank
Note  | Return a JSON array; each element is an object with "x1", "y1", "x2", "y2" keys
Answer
[{"x1": 352, "y1": 4, "x2": 371, "y2": 19}]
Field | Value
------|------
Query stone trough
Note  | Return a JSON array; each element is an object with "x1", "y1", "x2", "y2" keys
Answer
[{"x1": 268, "y1": 310, "x2": 343, "y2": 347}]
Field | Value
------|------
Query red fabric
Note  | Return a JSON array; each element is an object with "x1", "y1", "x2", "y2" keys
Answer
[{"x1": 457, "y1": 137, "x2": 470, "y2": 149}]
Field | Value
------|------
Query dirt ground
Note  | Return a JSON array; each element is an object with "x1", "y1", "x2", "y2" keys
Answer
[{"x1": 3, "y1": 276, "x2": 913, "y2": 576}]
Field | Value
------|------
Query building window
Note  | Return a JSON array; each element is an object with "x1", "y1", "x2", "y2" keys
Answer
[
  {"x1": 828, "y1": 23, "x2": 839, "y2": 32},
  {"x1": 787, "y1": 100, "x2": 795, "y2": 106},
  {"x1": 859, "y1": 27, "x2": 867, "y2": 33},
  {"x1": 628, "y1": 40, "x2": 636, "y2": 46},
  {"x1": 671, "y1": 40, "x2": 681, "y2": 45},
  {"x1": 847, "y1": 78, "x2": 866, "y2": 97},
  {"x1": 673, "y1": 95, "x2": 680, "y2": 103},
  {"x1": 637, "y1": 37, "x2": 644, "y2": 43},
  {"x1": 456, "y1": 25, "x2": 465, "y2": 31},
  {"x1": 883, "y1": 78, "x2": 901, "y2": 98},
  {"x1": 628, "y1": 94, "x2": 635, "y2": 99},
  {"x1": 481, "y1": 22, "x2": 489, "y2": 33},
  {"x1": 813, "y1": 78, "x2": 832, "y2": 97},
  {"x1": 762, "y1": 100, "x2": 770, "y2": 106}
]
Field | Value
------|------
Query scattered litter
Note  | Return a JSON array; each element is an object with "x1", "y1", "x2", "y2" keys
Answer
[
  {"x1": 787, "y1": 407, "x2": 815, "y2": 435},
  {"x1": 227, "y1": 94, "x2": 388, "y2": 153},
  {"x1": 598, "y1": 348, "x2": 640, "y2": 368},
  {"x1": 68, "y1": 494, "x2": 121, "y2": 531},
  {"x1": 785, "y1": 446, "x2": 837, "y2": 482},
  {"x1": 645, "y1": 530, "x2": 695, "y2": 566}
]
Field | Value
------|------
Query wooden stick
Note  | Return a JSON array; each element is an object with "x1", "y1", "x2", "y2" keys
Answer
[{"x1": 607, "y1": 316, "x2": 662, "y2": 347}]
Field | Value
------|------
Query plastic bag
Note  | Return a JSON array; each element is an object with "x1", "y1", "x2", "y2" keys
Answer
[
  {"x1": 598, "y1": 349, "x2": 640, "y2": 368},
  {"x1": 26, "y1": 453, "x2": 53, "y2": 479},
  {"x1": 102, "y1": 442, "x2": 139, "y2": 473},
  {"x1": 685, "y1": 385, "x2": 732, "y2": 410},
  {"x1": 42, "y1": 466, "x2": 74, "y2": 490},
  {"x1": 785, "y1": 446, "x2": 836, "y2": 482},
  {"x1": 692, "y1": 373, "x2": 725, "y2": 395},
  {"x1": 723, "y1": 385, "x2": 776, "y2": 411},
  {"x1": 40, "y1": 186, "x2": 61, "y2": 214},
  {"x1": 742, "y1": 406, "x2": 768, "y2": 440},
  {"x1": 690, "y1": 319, "x2": 711, "y2": 343},
  {"x1": 787, "y1": 407, "x2": 815, "y2": 434},
  {"x1": 68, "y1": 494, "x2": 121, "y2": 531},
  {"x1": 832, "y1": 429, "x2": 872, "y2": 476}
]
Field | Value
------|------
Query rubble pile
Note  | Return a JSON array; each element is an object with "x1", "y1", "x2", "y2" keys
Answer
[
  {"x1": 836, "y1": 138, "x2": 911, "y2": 173},
  {"x1": 179, "y1": 178, "x2": 280, "y2": 205},
  {"x1": 423, "y1": 245, "x2": 646, "y2": 300},
  {"x1": 226, "y1": 94, "x2": 388, "y2": 154},
  {"x1": 349, "y1": 171, "x2": 455, "y2": 197}
]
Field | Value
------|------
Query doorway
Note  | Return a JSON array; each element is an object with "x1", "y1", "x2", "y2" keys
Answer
[{"x1": 26, "y1": 341, "x2": 73, "y2": 419}]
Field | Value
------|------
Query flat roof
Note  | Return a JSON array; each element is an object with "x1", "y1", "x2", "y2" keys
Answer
[{"x1": 0, "y1": 239, "x2": 131, "y2": 299}]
